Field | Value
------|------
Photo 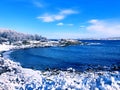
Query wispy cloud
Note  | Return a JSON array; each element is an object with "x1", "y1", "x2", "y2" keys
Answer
[
  {"x1": 56, "y1": 23, "x2": 74, "y2": 26},
  {"x1": 56, "y1": 22, "x2": 64, "y2": 26},
  {"x1": 86, "y1": 19, "x2": 120, "y2": 37},
  {"x1": 37, "y1": 9, "x2": 78, "y2": 22},
  {"x1": 38, "y1": 14, "x2": 55, "y2": 22},
  {"x1": 60, "y1": 9, "x2": 78, "y2": 15}
]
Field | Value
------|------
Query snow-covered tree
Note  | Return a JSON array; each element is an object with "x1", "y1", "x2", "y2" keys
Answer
[{"x1": 0, "y1": 29, "x2": 47, "y2": 43}]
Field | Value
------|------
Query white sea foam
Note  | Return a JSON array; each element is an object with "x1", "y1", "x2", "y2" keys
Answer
[
  {"x1": 0, "y1": 44, "x2": 120, "y2": 90},
  {"x1": 87, "y1": 42, "x2": 101, "y2": 45}
]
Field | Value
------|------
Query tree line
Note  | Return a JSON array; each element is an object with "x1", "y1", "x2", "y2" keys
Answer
[{"x1": 0, "y1": 29, "x2": 47, "y2": 43}]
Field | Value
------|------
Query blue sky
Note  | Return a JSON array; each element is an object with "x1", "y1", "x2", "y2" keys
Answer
[{"x1": 0, "y1": 0, "x2": 120, "y2": 38}]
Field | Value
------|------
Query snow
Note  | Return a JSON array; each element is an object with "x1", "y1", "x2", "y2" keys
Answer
[
  {"x1": 0, "y1": 44, "x2": 14, "y2": 52},
  {"x1": 0, "y1": 44, "x2": 120, "y2": 90}
]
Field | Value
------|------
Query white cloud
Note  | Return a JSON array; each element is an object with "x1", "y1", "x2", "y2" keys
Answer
[
  {"x1": 45, "y1": 19, "x2": 120, "y2": 39},
  {"x1": 88, "y1": 19, "x2": 98, "y2": 24},
  {"x1": 56, "y1": 23, "x2": 74, "y2": 26},
  {"x1": 56, "y1": 23, "x2": 64, "y2": 26},
  {"x1": 37, "y1": 14, "x2": 54, "y2": 22},
  {"x1": 54, "y1": 15, "x2": 65, "y2": 20},
  {"x1": 37, "y1": 9, "x2": 78, "y2": 22},
  {"x1": 37, "y1": 14, "x2": 65, "y2": 22},
  {"x1": 60, "y1": 9, "x2": 78, "y2": 15},
  {"x1": 86, "y1": 19, "x2": 120, "y2": 37}
]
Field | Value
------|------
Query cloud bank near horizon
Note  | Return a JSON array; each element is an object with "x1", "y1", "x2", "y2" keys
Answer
[
  {"x1": 45, "y1": 19, "x2": 120, "y2": 39},
  {"x1": 86, "y1": 19, "x2": 120, "y2": 37}
]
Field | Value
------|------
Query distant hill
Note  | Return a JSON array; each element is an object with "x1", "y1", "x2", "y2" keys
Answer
[
  {"x1": 79, "y1": 37, "x2": 120, "y2": 40},
  {"x1": 104, "y1": 37, "x2": 120, "y2": 40},
  {"x1": 0, "y1": 29, "x2": 47, "y2": 43}
]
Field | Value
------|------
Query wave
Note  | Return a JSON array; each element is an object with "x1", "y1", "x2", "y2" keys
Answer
[{"x1": 87, "y1": 43, "x2": 102, "y2": 45}]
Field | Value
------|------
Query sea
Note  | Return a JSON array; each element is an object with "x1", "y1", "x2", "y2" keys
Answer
[{"x1": 10, "y1": 40, "x2": 120, "y2": 72}]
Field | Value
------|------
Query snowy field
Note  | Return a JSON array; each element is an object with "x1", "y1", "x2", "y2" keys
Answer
[{"x1": 0, "y1": 44, "x2": 120, "y2": 90}]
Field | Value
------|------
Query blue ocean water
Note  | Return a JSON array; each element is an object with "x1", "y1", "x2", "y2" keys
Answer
[{"x1": 10, "y1": 40, "x2": 120, "y2": 71}]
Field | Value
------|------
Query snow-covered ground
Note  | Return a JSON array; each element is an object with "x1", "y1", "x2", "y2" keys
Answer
[
  {"x1": 0, "y1": 44, "x2": 15, "y2": 52},
  {"x1": 0, "y1": 44, "x2": 120, "y2": 90}
]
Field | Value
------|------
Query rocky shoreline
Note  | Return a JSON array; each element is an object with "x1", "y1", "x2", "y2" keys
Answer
[
  {"x1": 0, "y1": 55, "x2": 120, "y2": 90},
  {"x1": 0, "y1": 40, "x2": 120, "y2": 90},
  {"x1": 0, "y1": 39, "x2": 85, "y2": 75},
  {"x1": 0, "y1": 39, "x2": 120, "y2": 75}
]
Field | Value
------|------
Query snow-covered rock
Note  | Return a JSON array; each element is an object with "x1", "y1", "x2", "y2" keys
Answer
[{"x1": 0, "y1": 57, "x2": 120, "y2": 90}]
